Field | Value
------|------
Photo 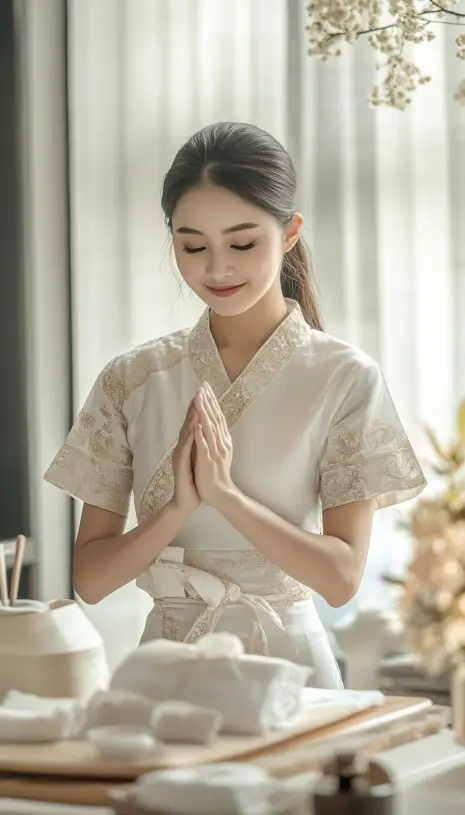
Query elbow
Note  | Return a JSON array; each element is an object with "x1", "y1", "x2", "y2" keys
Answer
[
  {"x1": 325, "y1": 574, "x2": 360, "y2": 609},
  {"x1": 73, "y1": 577, "x2": 103, "y2": 606},
  {"x1": 75, "y1": 589, "x2": 103, "y2": 606},
  {"x1": 73, "y1": 560, "x2": 106, "y2": 606}
]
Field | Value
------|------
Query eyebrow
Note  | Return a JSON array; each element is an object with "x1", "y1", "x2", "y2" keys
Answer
[{"x1": 176, "y1": 222, "x2": 260, "y2": 236}]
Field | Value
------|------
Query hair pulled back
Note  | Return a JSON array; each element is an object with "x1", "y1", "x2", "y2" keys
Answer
[{"x1": 161, "y1": 121, "x2": 323, "y2": 329}]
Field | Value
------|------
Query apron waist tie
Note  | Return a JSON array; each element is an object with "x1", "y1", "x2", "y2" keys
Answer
[{"x1": 137, "y1": 556, "x2": 311, "y2": 656}]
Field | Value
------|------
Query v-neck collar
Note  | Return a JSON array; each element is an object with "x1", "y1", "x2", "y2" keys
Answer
[
  {"x1": 188, "y1": 298, "x2": 311, "y2": 399},
  {"x1": 139, "y1": 300, "x2": 311, "y2": 521}
]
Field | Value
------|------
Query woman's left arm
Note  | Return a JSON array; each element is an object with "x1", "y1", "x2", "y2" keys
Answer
[
  {"x1": 216, "y1": 490, "x2": 375, "y2": 608},
  {"x1": 193, "y1": 382, "x2": 375, "y2": 608}
]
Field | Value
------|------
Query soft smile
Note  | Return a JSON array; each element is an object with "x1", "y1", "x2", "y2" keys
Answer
[{"x1": 205, "y1": 283, "x2": 247, "y2": 298}]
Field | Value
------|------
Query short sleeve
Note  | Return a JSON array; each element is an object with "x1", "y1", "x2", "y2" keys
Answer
[
  {"x1": 319, "y1": 362, "x2": 426, "y2": 511},
  {"x1": 44, "y1": 359, "x2": 133, "y2": 516}
]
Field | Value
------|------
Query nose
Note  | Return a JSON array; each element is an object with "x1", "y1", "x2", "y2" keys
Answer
[{"x1": 204, "y1": 252, "x2": 234, "y2": 282}]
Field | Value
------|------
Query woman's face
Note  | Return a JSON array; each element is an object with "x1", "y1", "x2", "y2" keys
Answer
[{"x1": 171, "y1": 184, "x2": 299, "y2": 316}]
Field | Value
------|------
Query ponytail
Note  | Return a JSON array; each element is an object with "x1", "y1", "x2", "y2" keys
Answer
[{"x1": 281, "y1": 237, "x2": 324, "y2": 331}]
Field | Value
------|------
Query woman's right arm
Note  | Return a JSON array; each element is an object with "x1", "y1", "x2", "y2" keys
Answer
[
  {"x1": 74, "y1": 499, "x2": 190, "y2": 605},
  {"x1": 74, "y1": 397, "x2": 200, "y2": 605}
]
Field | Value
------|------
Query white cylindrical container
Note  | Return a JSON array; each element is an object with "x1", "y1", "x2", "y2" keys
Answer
[{"x1": 0, "y1": 599, "x2": 109, "y2": 701}]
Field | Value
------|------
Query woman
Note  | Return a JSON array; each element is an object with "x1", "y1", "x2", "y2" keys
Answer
[{"x1": 45, "y1": 122, "x2": 426, "y2": 688}]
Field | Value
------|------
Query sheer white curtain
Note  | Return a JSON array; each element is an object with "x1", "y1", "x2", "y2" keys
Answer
[
  {"x1": 68, "y1": 0, "x2": 465, "y2": 658},
  {"x1": 292, "y1": 4, "x2": 465, "y2": 607}
]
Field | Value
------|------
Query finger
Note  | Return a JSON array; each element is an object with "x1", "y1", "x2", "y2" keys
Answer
[
  {"x1": 204, "y1": 382, "x2": 227, "y2": 428},
  {"x1": 202, "y1": 385, "x2": 228, "y2": 450},
  {"x1": 195, "y1": 387, "x2": 214, "y2": 430},
  {"x1": 194, "y1": 422, "x2": 209, "y2": 454},
  {"x1": 198, "y1": 392, "x2": 218, "y2": 454},
  {"x1": 204, "y1": 383, "x2": 225, "y2": 426},
  {"x1": 200, "y1": 385, "x2": 218, "y2": 428},
  {"x1": 205, "y1": 382, "x2": 229, "y2": 440}
]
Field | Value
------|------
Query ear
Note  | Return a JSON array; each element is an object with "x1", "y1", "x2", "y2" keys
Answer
[{"x1": 283, "y1": 213, "x2": 303, "y2": 253}]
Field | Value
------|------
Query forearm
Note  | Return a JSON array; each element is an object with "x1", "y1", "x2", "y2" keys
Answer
[
  {"x1": 216, "y1": 490, "x2": 357, "y2": 607},
  {"x1": 74, "y1": 499, "x2": 188, "y2": 604}
]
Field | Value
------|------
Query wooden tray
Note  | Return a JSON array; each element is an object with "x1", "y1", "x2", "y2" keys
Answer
[
  {"x1": 0, "y1": 697, "x2": 437, "y2": 808},
  {"x1": 0, "y1": 696, "x2": 429, "y2": 783}
]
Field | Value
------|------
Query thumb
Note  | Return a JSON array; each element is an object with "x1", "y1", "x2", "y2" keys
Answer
[{"x1": 194, "y1": 423, "x2": 208, "y2": 451}]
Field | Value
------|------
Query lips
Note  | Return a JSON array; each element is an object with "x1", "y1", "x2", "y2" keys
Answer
[{"x1": 206, "y1": 283, "x2": 247, "y2": 297}]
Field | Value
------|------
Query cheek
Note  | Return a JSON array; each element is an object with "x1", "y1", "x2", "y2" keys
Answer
[
  {"x1": 251, "y1": 239, "x2": 283, "y2": 280},
  {"x1": 173, "y1": 247, "x2": 202, "y2": 285}
]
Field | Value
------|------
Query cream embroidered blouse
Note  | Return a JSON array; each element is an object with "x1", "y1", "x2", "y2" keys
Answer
[{"x1": 44, "y1": 300, "x2": 426, "y2": 659}]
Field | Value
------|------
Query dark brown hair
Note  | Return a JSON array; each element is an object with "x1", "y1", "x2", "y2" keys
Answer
[{"x1": 161, "y1": 122, "x2": 323, "y2": 329}]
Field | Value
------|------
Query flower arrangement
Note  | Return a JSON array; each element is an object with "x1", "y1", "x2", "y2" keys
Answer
[
  {"x1": 397, "y1": 399, "x2": 465, "y2": 675},
  {"x1": 305, "y1": 1, "x2": 465, "y2": 109}
]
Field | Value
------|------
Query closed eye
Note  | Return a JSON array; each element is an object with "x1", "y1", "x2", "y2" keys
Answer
[
  {"x1": 183, "y1": 241, "x2": 256, "y2": 255},
  {"x1": 231, "y1": 241, "x2": 256, "y2": 252}
]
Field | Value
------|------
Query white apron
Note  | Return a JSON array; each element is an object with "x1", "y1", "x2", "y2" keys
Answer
[{"x1": 44, "y1": 300, "x2": 426, "y2": 689}]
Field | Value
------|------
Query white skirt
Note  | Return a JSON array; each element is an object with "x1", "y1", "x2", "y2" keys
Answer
[{"x1": 140, "y1": 597, "x2": 343, "y2": 690}]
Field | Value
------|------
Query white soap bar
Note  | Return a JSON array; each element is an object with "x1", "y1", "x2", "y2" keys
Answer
[
  {"x1": 150, "y1": 701, "x2": 222, "y2": 744},
  {"x1": 86, "y1": 725, "x2": 163, "y2": 760},
  {"x1": 79, "y1": 689, "x2": 155, "y2": 735}
]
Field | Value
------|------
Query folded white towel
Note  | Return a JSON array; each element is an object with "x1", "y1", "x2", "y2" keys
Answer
[
  {"x1": 111, "y1": 633, "x2": 311, "y2": 735},
  {"x1": 2, "y1": 689, "x2": 82, "y2": 714},
  {"x1": 0, "y1": 688, "x2": 157, "y2": 743},
  {"x1": 0, "y1": 707, "x2": 77, "y2": 743},
  {"x1": 150, "y1": 701, "x2": 222, "y2": 745},
  {"x1": 0, "y1": 690, "x2": 83, "y2": 743}
]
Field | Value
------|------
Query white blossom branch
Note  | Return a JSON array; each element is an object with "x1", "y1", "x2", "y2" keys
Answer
[{"x1": 306, "y1": 1, "x2": 465, "y2": 109}]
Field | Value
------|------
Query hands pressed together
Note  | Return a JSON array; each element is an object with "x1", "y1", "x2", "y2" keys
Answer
[{"x1": 171, "y1": 382, "x2": 237, "y2": 517}]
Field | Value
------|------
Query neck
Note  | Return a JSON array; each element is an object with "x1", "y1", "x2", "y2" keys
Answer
[{"x1": 209, "y1": 284, "x2": 289, "y2": 354}]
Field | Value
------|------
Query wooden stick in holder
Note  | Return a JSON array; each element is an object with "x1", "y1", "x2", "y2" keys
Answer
[
  {"x1": 0, "y1": 545, "x2": 8, "y2": 606},
  {"x1": 10, "y1": 535, "x2": 26, "y2": 607}
]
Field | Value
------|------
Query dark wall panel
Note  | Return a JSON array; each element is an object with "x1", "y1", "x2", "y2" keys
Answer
[{"x1": 0, "y1": 1, "x2": 30, "y2": 540}]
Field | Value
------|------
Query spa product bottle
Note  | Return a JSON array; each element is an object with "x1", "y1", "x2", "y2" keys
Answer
[{"x1": 312, "y1": 751, "x2": 395, "y2": 815}]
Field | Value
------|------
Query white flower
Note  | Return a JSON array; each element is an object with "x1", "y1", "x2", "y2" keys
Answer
[{"x1": 444, "y1": 616, "x2": 465, "y2": 656}]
